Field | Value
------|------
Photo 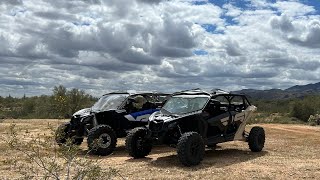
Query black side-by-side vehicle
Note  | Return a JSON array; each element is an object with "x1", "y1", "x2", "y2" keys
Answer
[
  {"x1": 126, "y1": 89, "x2": 265, "y2": 166},
  {"x1": 55, "y1": 91, "x2": 169, "y2": 155}
]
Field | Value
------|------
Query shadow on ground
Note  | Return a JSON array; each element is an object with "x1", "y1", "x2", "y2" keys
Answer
[
  {"x1": 75, "y1": 141, "x2": 267, "y2": 169},
  {"x1": 76, "y1": 144, "x2": 174, "y2": 158},
  {"x1": 131, "y1": 147, "x2": 268, "y2": 169}
]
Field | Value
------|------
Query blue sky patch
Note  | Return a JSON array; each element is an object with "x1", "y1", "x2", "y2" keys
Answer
[
  {"x1": 200, "y1": 24, "x2": 224, "y2": 34},
  {"x1": 221, "y1": 15, "x2": 238, "y2": 25},
  {"x1": 209, "y1": 0, "x2": 252, "y2": 10},
  {"x1": 192, "y1": 1, "x2": 208, "y2": 5},
  {"x1": 302, "y1": 0, "x2": 320, "y2": 13},
  {"x1": 201, "y1": 24, "x2": 216, "y2": 32},
  {"x1": 194, "y1": 50, "x2": 209, "y2": 56}
]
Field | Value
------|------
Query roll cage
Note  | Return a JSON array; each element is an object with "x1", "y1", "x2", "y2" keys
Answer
[
  {"x1": 100, "y1": 91, "x2": 168, "y2": 111},
  {"x1": 169, "y1": 89, "x2": 251, "y2": 114}
]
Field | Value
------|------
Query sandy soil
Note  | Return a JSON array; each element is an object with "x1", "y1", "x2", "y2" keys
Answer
[{"x1": 0, "y1": 119, "x2": 319, "y2": 179}]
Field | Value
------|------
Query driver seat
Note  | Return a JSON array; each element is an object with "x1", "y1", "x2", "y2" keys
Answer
[{"x1": 207, "y1": 100, "x2": 222, "y2": 116}]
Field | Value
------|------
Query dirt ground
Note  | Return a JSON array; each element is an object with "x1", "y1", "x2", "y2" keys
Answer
[{"x1": 0, "y1": 119, "x2": 320, "y2": 179}]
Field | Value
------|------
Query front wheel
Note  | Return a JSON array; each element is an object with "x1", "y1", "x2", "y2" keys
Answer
[
  {"x1": 126, "y1": 127, "x2": 152, "y2": 158},
  {"x1": 55, "y1": 123, "x2": 69, "y2": 145},
  {"x1": 55, "y1": 123, "x2": 84, "y2": 146},
  {"x1": 87, "y1": 125, "x2": 117, "y2": 156},
  {"x1": 177, "y1": 132, "x2": 205, "y2": 166},
  {"x1": 248, "y1": 126, "x2": 265, "y2": 152}
]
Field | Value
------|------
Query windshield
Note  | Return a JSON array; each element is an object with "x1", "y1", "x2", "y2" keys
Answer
[
  {"x1": 161, "y1": 95, "x2": 209, "y2": 115},
  {"x1": 91, "y1": 94, "x2": 129, "y2": 112}
]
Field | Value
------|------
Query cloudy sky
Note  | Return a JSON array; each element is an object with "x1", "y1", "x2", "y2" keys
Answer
[{"x1": 1, "y1": 0, "x2": 320, "y2": 97}]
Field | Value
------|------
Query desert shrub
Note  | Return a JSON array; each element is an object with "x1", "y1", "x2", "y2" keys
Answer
[
  {"x1": 0, "y1": 85, "x2": 97, "y2": 119},
  {"x1": 290, "y1": 97, "x2": 319, "y2": 122},
  {"x1": 308, "y1": 114, "x2": 320, "y2": 126},
  {"x1": 248, "y1": 113, "x2": 304, "y2": 124},
  {"x1": 252, "y1": 99, "x2": 295, "y2": 114},
  {"x1": 247, "y1": 113, "x2": 270, "y2": 124},
  {"x1": 1, "y1": 123, "x2": 122, "y2": 180}
]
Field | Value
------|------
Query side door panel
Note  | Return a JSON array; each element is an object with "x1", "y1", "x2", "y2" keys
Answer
[
  {"x1": 125, "y1": 109, "x2": 159, "y2": 122},
  {"x1": 233, "y1": 111, "x2": 246, "y2": 123}
]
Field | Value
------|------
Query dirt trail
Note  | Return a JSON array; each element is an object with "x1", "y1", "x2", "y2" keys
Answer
[
  {"x1": 262, "y1": 124, "x2": 320, "y2": 135},
  {"x1": 0, "y1": 120, "x2": 320, "y2": 179}
]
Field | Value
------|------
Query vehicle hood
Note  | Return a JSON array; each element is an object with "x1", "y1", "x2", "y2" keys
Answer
[
  {"x1": 72, "y1": 108, "x2": 91, "y2": 117},
  {"x1": 149, "y1": 111, "x2": 175, "y2": 122},
  {"x1": 149, "y1": 110, "x2": 202, "y2": 123}
]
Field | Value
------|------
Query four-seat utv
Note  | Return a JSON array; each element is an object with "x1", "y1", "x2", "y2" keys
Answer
[
  {"x1": 55, "y1": 91, "x2": 169, "y2": 155},
  {"x1": 125, "y1": 89, "x2": 265, "y2": 166}
]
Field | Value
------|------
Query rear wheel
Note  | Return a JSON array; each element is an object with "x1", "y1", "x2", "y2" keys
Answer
[
  {"x1": 248, "y1": 126, "x2": 265, "y2": 152},
  {"x1": 177, "y1": 132, "x2": 205, "y2": 166},
  {"x1": 126, "y1": 127, "x2": 152, "y2": 158},
  {"x1": 87, "y1": 125, "x2": 117, "y2": 156}
]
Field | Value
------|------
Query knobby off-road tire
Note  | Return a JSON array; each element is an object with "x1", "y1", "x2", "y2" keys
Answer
[
  {"x1": 248, "y1": 126, "x2": 265, "y2": 152},
  {"x1": 177, "y1": 132, "x2": 205, "y2": 166},
  {"x1": 55, "y1": 123, "x2": 84, "y2": 146},
  {"x1": 55, "y1": 123, "x2": 69, "y2": 145},
  {"x1": 126, "y1": 127, "x2": 152, "y2": 158},
  {"x1": 87, "y1": 125, "x2": 117, "y2": 156}
]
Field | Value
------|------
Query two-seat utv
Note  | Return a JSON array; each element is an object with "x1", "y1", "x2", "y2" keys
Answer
[
  {"x1": 55, "y1": 91, "x2": 168, "y2": 155},
  {"x1": 126, "y1": 89, "x2": 265, "y2": 166}
]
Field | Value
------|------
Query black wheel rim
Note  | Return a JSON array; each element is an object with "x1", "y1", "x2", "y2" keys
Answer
[{"x1": 98, "y1": 133, "x2": 111, "y2": 148}]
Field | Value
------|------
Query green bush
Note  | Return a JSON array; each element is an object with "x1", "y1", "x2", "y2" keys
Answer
[
  {"x1": 290, "y1": 102, "x2": 315, "y2": 122},
  {"x1": 251, "y1": 95, "x2": 320, "y2": 123},
  {"x1": 248, "y1": 113, "x2": 305, "y2": 124},
  {"x1": 0, "y1": 85, "x2": 97, "y2": 119},
  {"x1": 290, "y1": 96, "x2": 320, "y2": 122}
]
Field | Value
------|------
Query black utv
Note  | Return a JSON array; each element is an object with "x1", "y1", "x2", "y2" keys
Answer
[
  {"x1": 126, "y1": 89, "x2": 265, "y2": 166},
  {"x1": 55, "y1": 91, "x2": 169, "y2": 155}
]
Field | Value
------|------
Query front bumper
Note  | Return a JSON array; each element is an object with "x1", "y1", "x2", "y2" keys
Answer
[
  {"x1": 69, "y1": 115, "x2": 93, "y2": 137},
  {"x1": 148, "y1": 120, "x2": 179, "y2": 145}
]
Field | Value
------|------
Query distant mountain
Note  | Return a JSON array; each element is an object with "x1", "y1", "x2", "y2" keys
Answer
[
  {"x1": 285, "y1": 82, "x2": 320, "y2": 92},
  {"x1": 234, "y1": 82, "x2": 320, "y2": 100}
]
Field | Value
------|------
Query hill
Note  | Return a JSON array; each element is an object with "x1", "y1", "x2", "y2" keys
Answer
[{"x1": 234, "y1": 82, "x2": 320, "y2": 100}]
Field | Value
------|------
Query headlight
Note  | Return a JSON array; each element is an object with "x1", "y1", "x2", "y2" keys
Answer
[
  {"x1": 81, "y1": 115, "x2": 93, "y2": 123},
  {"x1": 149, "y1": 111, "x2": 159, "y2": 121}
]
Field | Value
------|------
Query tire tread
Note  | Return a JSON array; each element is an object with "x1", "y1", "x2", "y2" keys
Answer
[
  {"x1": 126, "y1": 127, "x2": 152, "y2": 158},
  {"x1": 177, "y1": 132, "x2": 205, "y2": 166},
  {"x1": 87, "y1": 125, "x2": 117, "y2": 156},
  {"x1": 248, "y1": 126, "x2": 265, "y2": 152}
]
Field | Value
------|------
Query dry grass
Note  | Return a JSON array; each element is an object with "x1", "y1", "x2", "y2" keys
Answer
[{"x1": 0, "y1": 119, "x2": 320, "y2": 179}]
